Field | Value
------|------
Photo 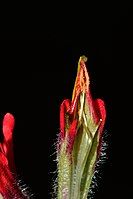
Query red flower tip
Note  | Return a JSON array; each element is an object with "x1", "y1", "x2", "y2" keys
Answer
[
  {"x1": 0, "y1": 113, "x2": 26, "y2": 198},
  {"x1": 1, "y1": 113, "x2": 15, "y2": 171},
  {"x1": 3, "y1": 113, "x2": 15, "y2": 142},
  {"x1": 60, "y1": 99, "x2": 71, "y2": 138},
  {"x1": 94, "y1": 99, "x2": 106, "y2": 135}
]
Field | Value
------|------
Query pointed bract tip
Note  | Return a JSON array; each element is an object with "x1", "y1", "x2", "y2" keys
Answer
[{"x1": 3, "y1": 113, "x2": 15, "y2": 141}]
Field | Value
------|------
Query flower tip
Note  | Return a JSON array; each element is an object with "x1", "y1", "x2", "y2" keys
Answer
[
  {"x1": 80, "y1": 55, "x2": 88, "y2": 62},
  {"x1": 3, "y1": 113, "x2": 15, "y2": 141},
  {"x1": 72, "y1": 55, "x2": 89, "y2": 100},
  {"x1": 94, "y1": 99, "x2": 106, "y2": 134},
  {"x1": 3, "y1": 113, "x2": 15, "y2": 127}
]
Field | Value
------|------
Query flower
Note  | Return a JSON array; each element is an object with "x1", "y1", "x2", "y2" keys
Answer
[
  {"x1": 57, "y1": 56, "x2": 106, "y2": 199},
  {"x1": 0, "y1": 113, "x2": 26, "y2": 199}
]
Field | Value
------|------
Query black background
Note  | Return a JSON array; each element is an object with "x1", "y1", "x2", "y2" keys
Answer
[{"x1": 0, "y1": 3, "x2": 132, "y2": 199}]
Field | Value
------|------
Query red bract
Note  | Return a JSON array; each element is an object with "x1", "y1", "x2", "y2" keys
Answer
[
  {"x1": 0, "y1": 113, "x2": 25, "y2": 199},
  {"x1": 60, "y1": 56, "x2": 106, "y2": 154}
]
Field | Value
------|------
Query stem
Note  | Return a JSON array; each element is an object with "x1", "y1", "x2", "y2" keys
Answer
[{"x1": 57, "y1": 139, "x2": 71, "y2": 199}]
